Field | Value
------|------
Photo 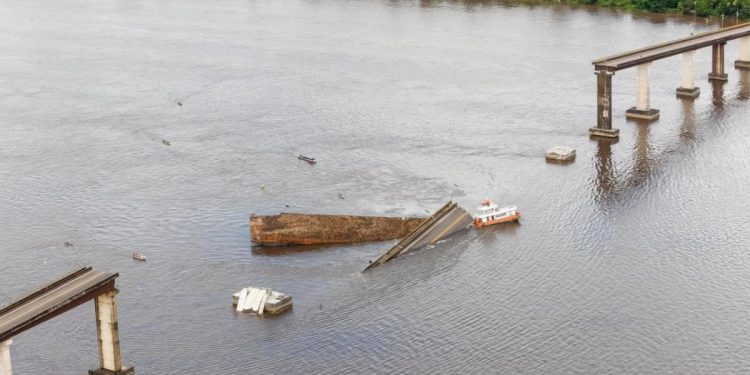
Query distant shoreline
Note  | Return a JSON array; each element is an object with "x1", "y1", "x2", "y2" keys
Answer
[
  {"x1": 446, "y1": 0, "x2": 750, "y2": 23},
  {"x1": 548, "y1": 0, "x2": 748, "y2": 21}
]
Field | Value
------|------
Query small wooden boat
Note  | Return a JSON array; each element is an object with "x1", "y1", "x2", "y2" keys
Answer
[
  {"x1": 298, "y1": 154, "x2": 316, "y2": 164},
  {"x1": 473, "y1": 199, "x2": 520, "y2": 228},
  {"x1": 132, "y1": 252, "x2": 147, "y2": 262}
]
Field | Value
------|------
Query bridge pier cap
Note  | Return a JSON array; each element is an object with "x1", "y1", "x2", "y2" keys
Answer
[{"x1": 89, "y1": 368, "x2": 135, "y2": 375}]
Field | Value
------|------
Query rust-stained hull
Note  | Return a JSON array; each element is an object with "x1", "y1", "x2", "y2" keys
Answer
[
  {"x1": 473, "y1": 211, "x2": 521, "y2": 228},
  {"x1": 250, "y1": 213, "x2": 426, "y2": 246}
]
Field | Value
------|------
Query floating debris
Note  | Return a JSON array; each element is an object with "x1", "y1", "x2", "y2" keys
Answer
[
  {"x1": 260, "y1": 184, "x2": 265, "y2": 190},
  {"x1": 132, "y1": 252, "x2": 147, "y2": 262},
  {"x1": 545, "y1": 146, "x2": 576, "y2": 162},
  {"x1": 337, "y1": 192, "x2": 345, "y2": 200},
  {"x1": 177, "y1": 101, "x2": 183, "y2": 106},
  {"x1": 63, "y1": 242, "x2": 74, "y2": 247},
  {"x1": 298, "y1": 154, "x2": 316, "y2": 164},
  {"x1": 473, "y1": 199, "x2": 520, "y2": 228},
  {"x1": 162, "y1": 139, "x2": 171, "y2": 146},
  {"x1": 232, "y1": 287, "x2": 292, "y2": 315}
]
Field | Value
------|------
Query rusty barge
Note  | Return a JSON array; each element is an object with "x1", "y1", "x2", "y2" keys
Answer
[{"x1": 250, "y1": 213, "x2": 425, "y2": 246}]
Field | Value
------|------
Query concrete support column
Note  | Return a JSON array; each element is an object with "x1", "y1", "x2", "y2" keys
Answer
[
  {"x1": 626, "y1": 62, "x2": 660, "y2": 120},
  {"x1": 736, "y1": 36, "x2": 750, "y2": 69},
  {"x1": 636, "y1": 63, "x2": 651, "y2": 110},
  {"x1": 589, "y1": 70, "x2": 620, "y2": 138},
  {"x1": 677, "y1": 50, "x2": 700, "y2": 98},
  {"x1": 96, "y1": 291, "x2": 121, "y2": 372},
  {"x1": 709, "y1": 42, "x2": 728, "y2": 81},
  {"x1": 90, "y1": 290, "x2": 134, "y2": 375},
  {"x1": 0, "y1": 340, "x2": 12, "y2": 375}
]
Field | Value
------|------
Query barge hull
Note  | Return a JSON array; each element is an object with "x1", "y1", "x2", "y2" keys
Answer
[{"x1": 250, "y1": 213, "x2": 425, "y2": 246}]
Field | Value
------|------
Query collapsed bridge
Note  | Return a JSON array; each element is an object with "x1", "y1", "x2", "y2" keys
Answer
[{"x1": 364, "y1": 201, "x2": 473, "y2": 271}]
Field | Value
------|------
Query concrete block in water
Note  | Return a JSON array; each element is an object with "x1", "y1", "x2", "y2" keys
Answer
[{"x1": 233, "y1": 288, "x2": 292, "y2": 315}]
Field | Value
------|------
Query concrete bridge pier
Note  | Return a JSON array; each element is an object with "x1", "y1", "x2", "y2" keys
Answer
[
  {"x1": 677, "y1": 50, "x2": 700, "y2": 98},
  {"x1": 89, "y1": 290, "x2": 133, "y2": 375},
  {"x1": 736, "y1": 36, "x2": 750, "y2": 69},
  {"x1": 589, "y1": 70, "x2": 620, "y2": 138},
  {"x1": 0, "y1": 339, "x2": 11, "y2": 375},
  {"x1": 626, "y1": 62, "x2": 660, "y2": 120},
  {"x1": 709, "y1": 42, "x2": 729, "y2": 81}
]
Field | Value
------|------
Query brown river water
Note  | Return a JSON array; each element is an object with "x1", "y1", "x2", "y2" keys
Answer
[{"x1": 2, "y1": 0, "x2": 750, "y2": 373}]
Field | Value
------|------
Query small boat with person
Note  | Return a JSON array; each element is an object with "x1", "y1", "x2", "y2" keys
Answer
[
  {"x1": 132, "y1": 252, "x2": 147, "y2": 262},
  {"x1": 473, "y1": 199, "x2": 520, "y2": 228},
  {"x1": 298, "y1": 154, "x2": 316, "y2": 164}
]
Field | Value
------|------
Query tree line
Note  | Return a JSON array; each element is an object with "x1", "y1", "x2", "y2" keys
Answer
[{"x1": 571, "y1": 0, "x2": 750, "y2": 18}]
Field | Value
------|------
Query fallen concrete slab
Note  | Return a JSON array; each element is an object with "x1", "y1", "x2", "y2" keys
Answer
[
  {"x1": 250, "y1": 213, "x2": 425, "y2": 246},
  {"x1": 363, "y1": 201, "x2": 473, "y2": 271},
  {"x1": 233, "y1": 288, "x2": 292, "y2": 315}
]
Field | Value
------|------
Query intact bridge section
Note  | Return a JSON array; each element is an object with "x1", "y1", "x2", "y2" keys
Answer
[
  {"x1": 589, "y1": 22, "x2": 750, "y2": 139},
  {"x1": 0, "y1": 267, "x2": 134, "y2": 375}
]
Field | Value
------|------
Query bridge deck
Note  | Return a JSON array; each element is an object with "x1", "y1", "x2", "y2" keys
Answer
[
  {"x1": 594, "y1": 22, "x2": 750, "y2": 72},
  {"x1": 364, "y1": 201, "x2": 472, "y2": 271},
  {"x1": 0, "y1": 267, "x2": 117, "y2": 342}
]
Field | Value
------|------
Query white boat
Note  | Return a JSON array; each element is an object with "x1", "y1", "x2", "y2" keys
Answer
[
  {"x1": 132, "y1": 252, "x2": 147, "y2": 262},
  {"x1": 473, "y1": 199, "x2": 521, "y2": 228}
]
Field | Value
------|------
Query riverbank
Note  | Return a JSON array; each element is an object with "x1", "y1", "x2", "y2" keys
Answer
[{"x1": 557, "y1": 0, "x2": 748, "y2": 20}]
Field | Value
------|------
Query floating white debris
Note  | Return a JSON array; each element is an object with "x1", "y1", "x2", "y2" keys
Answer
[
  {"x1": 545, "y1": 146, "x2": 576, "y2": 162},
  {"x1": 235, "y1": 288, "x2": 250, "y2": 312},
  {"x1": 232, "y1": 287, "x2": 292, "y2": 315}
]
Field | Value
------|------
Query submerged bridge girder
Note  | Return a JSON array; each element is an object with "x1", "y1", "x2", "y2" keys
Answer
[{"x1": 363, "y1": 201, "x2": 473, "y2": 271}]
